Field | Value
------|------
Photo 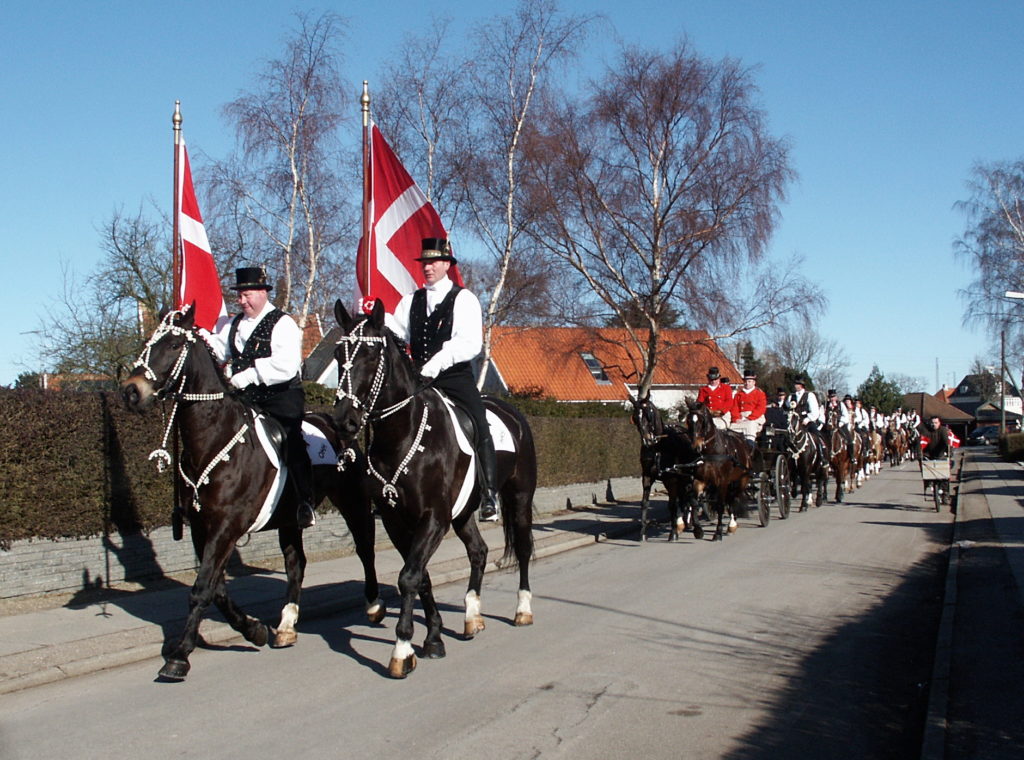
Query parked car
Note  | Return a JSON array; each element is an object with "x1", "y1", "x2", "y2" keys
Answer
[{"x1": 966, "y1": 425, "x2": 1000, "y2": 446}]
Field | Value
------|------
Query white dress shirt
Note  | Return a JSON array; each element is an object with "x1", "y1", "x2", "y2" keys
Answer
[
  {"x1": 386, "y1": 275, "x2": 483, "y2": 377},
  {"x1": 207, "y1": 301, "x2": 303, "y2": 388}
]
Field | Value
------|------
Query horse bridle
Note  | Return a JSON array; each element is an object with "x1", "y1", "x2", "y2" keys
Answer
[
  {"x1": 333, "y1": 321, "x2": 392, "y2": 435},
  {"x1": 333, "y1": 322, "x2": 432, "y2": 505},
  {"x1": 131, "y1": 309, "x2": 225, "y2": 403}
]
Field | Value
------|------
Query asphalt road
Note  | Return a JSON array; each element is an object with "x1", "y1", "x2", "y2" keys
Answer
[{"x1": 0, "y1": 463, "x2": 951, "y2": 760}]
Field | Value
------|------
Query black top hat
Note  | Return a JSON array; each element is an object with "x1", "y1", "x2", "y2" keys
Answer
[
  {"x1": 843, "y1": 394, "x2": 853, "y2": 402},
  {"x1": 231, "y1": 266, "x2": 272, "y2": 291},
  {"x1": 743, "y1": 368, "x2": 757, "y2": 379},
  {"x1": 775, "y1": 387, "x2": 786, "y2": 395},
  {"x1": 706, "y1": 366, "x2": 720, "y2": 380},
  {"x1": 827, "y1": 389, "x2": 837, "y2": 397},
  {"x1": 793, "y1": 376, "x2": 806, "y2": 386},
  {"x1": 416, "y1": 238, "x2": 457, "y2": 265}
]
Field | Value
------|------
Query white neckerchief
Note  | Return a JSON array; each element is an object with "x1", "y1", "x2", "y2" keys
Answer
[{"x1": 424, "y1": 276, "x2": 453, "y2": 315}]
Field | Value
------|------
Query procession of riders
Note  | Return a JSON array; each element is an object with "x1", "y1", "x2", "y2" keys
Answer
[{"x1": 691, "y1": 365, "x2": 934, "y2": 492}]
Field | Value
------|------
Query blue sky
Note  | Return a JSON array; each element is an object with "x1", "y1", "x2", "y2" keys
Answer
[{"x1": 2, "y1": 1, "x2": 1022, "y2": 390}]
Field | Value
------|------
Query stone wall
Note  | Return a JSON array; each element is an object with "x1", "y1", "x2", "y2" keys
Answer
[{"x1": 0, "y1": 477, "x2": 638, "y2": 599}]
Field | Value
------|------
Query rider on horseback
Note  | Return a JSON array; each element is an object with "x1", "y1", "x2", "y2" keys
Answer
[
  {"x1": 385, "y1": 238, "x2": 499, "y2": 522},
  {"x1": 696, "y1": 366, "x2": 734, "y2": 430},
  {"x1": 208, "y1": 267, "x2": 317, "y2": 529},
  {"x1": 788, "y1": 376, "x2": 821, "y2": 433}
]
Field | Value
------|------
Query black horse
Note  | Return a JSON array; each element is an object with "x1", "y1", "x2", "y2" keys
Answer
[
  {"x1": 332, "y1": 299, "x2": 536, "y2": 679},
  {"x1": 121, "y1": 308, "x2": 382, "y2": 682},
  {"x1": 785, "y1": 411, "x2": 828, "y2": 511},
  {"x1": 630, "y1": 395, "x2": 702, "y2": 541},
  {"x1": 683, "y1": 400, "x2": 753, "y2": 541}
]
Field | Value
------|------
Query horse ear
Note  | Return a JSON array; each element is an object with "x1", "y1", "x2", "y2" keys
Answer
[
  {"x1": 370, "y1": 299, "x2": 385, "y2": 328},
  {"x1": 334, "y1": 299, "x2": 353, "y2": 330},
  {"x1": 178, "y1": 302, "x2": 196, "y2": 329}
]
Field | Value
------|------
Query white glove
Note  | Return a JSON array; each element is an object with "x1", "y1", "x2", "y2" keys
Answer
[
  {"x1": 230, "y1": 368, "x2": 258, "y2": 389},
  {"x1": 419, "y1": 358, "x2": 442, "y2": 379}
]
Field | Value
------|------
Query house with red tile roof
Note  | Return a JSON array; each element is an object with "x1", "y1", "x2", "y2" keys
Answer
[{"x1": 483, "y1": 325, "x2": 741, "y2": 410}]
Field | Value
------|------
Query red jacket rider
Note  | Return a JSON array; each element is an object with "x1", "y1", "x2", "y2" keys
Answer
[{"x1": 696, "y1": 366, "x2": 734, "y2": 417}]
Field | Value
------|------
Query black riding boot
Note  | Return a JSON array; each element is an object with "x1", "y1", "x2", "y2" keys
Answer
[
  {"x1": 288, "y1": 435, "x2": 316, "y2": 529},
  {"x1": 477, "y1": 434, "x2": 499, "y2": 522}
]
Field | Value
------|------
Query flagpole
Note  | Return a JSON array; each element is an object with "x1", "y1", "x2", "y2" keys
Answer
[
  {"x1": 173, "y1": 101, "x2": 183, "y2": 306},
  {"x1": 360, "y1": 81, "x2": 372, "y2": 308},
  {"x1": 171, "y1": 101, "x2": 184, "y2": 541}
]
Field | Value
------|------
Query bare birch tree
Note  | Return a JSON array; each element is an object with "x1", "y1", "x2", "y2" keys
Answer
[
  {"x1": 956, "y1": 159, "x2": 1024, "y2": 356},
  {"x1": 525, "y1": 42, "x2": 821, "y2": 398},
  {"x1": 459, "y1": 0, "x2": 595, "y2": 386},
  {"x1": 373, "y1": 16, "x2": 471, "y2": 227},
  {"x1": 215, "y1": 11, "x2": 351, "y2": 326}
]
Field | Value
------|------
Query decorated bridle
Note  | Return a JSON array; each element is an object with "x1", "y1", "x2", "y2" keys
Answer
[
  {"x1": 131, "y1": 309, "x2": 247, "y2": 512},
  {"x1": 333, "y1": 319, "x2": 431, "y2": 508},
  {"x1": 132, "y1": 309, "x2": 225, "y2": 404}
]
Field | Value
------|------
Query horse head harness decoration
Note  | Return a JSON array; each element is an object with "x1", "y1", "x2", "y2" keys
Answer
[
  {"x1": 132, "y1": 309, "x2": 248, "y2": 512},
  {"x1": 333, "y1": 321, "x2": 431, "y2": 508}
]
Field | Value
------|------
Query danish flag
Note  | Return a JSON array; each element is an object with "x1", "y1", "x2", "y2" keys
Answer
[
  {"x1": 356, "y1": 122, "x2": 462, "y2": 314},
  {"x1": 176, "y1": 138, "x2": 226, "y2": 331}
]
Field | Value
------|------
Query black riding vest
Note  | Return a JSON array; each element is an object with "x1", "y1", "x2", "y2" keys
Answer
[
  {"x1": 409, "y1": 285, "x2": 473, "y2": 379},
  {"x1": 228, "y1": 309, "x2": 302, "y2": 408}
]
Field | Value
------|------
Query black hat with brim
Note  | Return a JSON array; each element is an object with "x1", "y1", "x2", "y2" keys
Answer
[
  {"x1": 416, "y1": 237, "x2": 457, "y2": 265},
  {"x1": 232, "y1": 267, "x2": 272, "y2": 291}
]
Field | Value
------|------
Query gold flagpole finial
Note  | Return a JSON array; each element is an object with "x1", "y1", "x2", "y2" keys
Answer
[
  {"x1": 173, "y1": 100, "x2": 182, "y2": 133},
  {"x1": 360, "y1": 81, "x2": 370, "y2": 127}
]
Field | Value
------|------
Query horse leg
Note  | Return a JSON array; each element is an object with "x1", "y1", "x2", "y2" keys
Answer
[
  {"x1": 389, "y1": 515, "x2": 446, "y2": 679},
  {"x1": 453, "y1": 515, "x2": 489, "y2": 639},
  {"x1": 159, "y1": 528, "x2": 238, "y2": 681},
  {"x1": 417, "y1": 570, "x2": 446, "y2": 660},
  {"x1": 332, "y1": 489, "x2": 384, "y2": 624},
  {"x1": 271, "y1": 523, "x2": 306, "y2": 647},
  {"x1": 212, "y1": 571, "x2": 269, "y2": 647},
  {"x1": 639, "y1": 475, "x2": 653, "y2": 542},
  {"x1": 501, "y1": 482, "x2": 535, "y2": 626}
]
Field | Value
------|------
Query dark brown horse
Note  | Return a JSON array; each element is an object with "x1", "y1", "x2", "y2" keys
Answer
[
  {"x1": 630, "y1": 395, "x2": 702, "y2": 541},
  {"x1": 785, "y1": 411, "x2": 829, "y2": 511},
  {"x1": 121, "y1": 308, "x2": 382, "y2": 681},
  {"x1": 824, "y1": 409, "x2": 859, "y2": 502},
  {"x1": 683, "y1": 400, "x2": 753, "y2": 541},
  {"x1": 332, "y1": 300, "x2": 536, "y2": 678}
]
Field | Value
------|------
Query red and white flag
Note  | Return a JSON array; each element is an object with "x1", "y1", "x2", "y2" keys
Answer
[
  {"x1": 356, "y1": 122, "x2": 462, "y2": 314},
  {"x1": 176, "y1": 139, "x2": 226, "y2": 331}
]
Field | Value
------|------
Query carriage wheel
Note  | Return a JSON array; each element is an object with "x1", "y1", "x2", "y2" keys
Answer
[
  {"x1": 756, "y1": 471, "x2": 771, "y2": 527},
  {"x1": 775, "y1": 456, "x2": 791, "y2": 520}
]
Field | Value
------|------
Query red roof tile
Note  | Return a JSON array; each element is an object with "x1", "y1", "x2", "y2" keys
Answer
[{"x1": 489, "y1": 326, "x2": 740, "y2": 401}]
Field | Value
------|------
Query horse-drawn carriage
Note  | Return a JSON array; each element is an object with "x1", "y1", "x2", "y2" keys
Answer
[{"x1": 750, "y1": 410, "x2": 793, "y2": 525}]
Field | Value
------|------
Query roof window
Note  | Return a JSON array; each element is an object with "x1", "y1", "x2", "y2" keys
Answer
[{"x1": 580, "y1": 352, "x2": 611, "y2": 384}]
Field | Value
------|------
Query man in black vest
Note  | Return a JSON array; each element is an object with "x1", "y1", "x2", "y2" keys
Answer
[
  {"x1": 210, "y1": 267, "x2": 316, "y2": 528},
  {"x1": 386, "y1": 238, "x2": 499, "y2": 521}
]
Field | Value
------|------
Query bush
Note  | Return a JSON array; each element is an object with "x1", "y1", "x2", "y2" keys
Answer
[
  {"x1": 0, "y1": 389, "x2": 643, "y2": 543},
  {"x1": 999, "y1": 432, "x2": 1024, "y2": 461},
  {"x1": 503, "y1": 395, "x2": 631, "y2": 419}
]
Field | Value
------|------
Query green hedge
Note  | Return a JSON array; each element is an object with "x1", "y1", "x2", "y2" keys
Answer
[
  {"x1": 0, "y1": 389, "x2": 642, "y2": 544},
  {"x1": 999, "y1": 432, "x2": 1024, "y2": 461}
]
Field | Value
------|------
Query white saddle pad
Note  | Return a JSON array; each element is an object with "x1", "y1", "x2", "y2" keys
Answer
[
  {"x1": 434, "y1": 393, "x2": 517, "y2": 519},
  {"x1": 244, "y1": 418, "x2": 338, "y2": 533}
]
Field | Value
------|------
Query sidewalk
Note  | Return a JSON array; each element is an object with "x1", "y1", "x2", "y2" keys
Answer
[
  {"x1": 0, "y1": 496, "x2": 643, "y2": 696},
  {"x1": 923, "y1": 449, "x2": 1024, "y2": 759}
]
